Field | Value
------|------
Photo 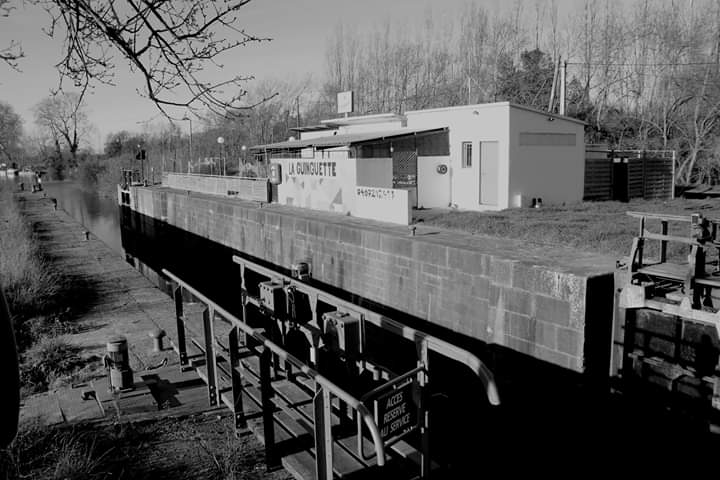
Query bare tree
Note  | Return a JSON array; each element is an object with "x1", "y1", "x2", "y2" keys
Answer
[
  {"x1": 0, "y1": 101, "x2": 23, "y2": 164},
  {"x1": 0, "y1": 1, "x2": 23, "y2": 70},
  {"x1": 4, "y1": 1, "x2": 269, "y2": 115},
  {"x1": 33, "y1": 92, "x2": 90, "y2": 163}
]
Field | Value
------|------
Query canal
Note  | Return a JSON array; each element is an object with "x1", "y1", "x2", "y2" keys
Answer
[{"x1": 43, "y1": 181, "x2": 123, "y2": 255}]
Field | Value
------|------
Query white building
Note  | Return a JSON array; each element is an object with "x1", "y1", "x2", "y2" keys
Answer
[{"x1": 252, "y1": 102, "x2": 585, "y2": 225}]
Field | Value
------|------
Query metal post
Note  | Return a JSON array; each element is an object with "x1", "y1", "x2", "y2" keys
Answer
[
  {"x1": 313, "y1": 384, "x2": 334, "y2": 480},
  {"x1": 174, "y1": 287, "x2": 188, "y2": 367},
  {"x1": 229, "y1": 326, "x2": 247, "y2": 431},
  {"x1": 417, "y1": 339, "x2": 431, "y2": 479},
  {"x1": 239, "y1": 265, "x2": 248, "y2": 346},
  {"x1": 203, "y1": 307, "x2": 219, "y2": 406},
  {"x1": 188, "y1": 118, "x2": 193, "y2": 174},
  {"x1": 559, "y1": 60, "x2": 567, "y2": 115},
  {"x1": 260, "y1": 347, "x2": 278, "y2": 468},
  {"x1": 661, "y1": 221, "x2": 668, "y2": 263}
]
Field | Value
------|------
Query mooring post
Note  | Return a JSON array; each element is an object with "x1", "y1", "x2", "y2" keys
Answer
[
  {"x1": 229, "y1": 326, "x2": 247, "y2": 431},
  {"x1": 203, "y1": 307, "x2": 219, "y2": 406},
  {"x1": 313, "y1": 384, "x2": 333, "y2": 480},
  {"x1": 260, "y1": 347, "x2": 278, "y2": 468},
  {"x1": 173, "y1": 286, "x2": 188, "y2": 367}
]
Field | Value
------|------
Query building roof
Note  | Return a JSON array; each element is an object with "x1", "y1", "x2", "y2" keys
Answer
[
  {"x1": 404, "y1": 101, "x2": 587, "y2": 126},
  {"x1": 251, "y1": 127, "x2": 447, "y2": 151},
  {"x1": 320, "y1": 113, "x2": 405, "y2": 127},
  {"x1": 289, "y1": 125, "x2": 335, "y2": 133}
]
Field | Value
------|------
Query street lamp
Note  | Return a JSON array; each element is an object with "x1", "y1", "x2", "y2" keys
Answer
[
  {"x1": 182, "y1": 116, "x2": 193, "y2": 174},
  {"x1": 217, "y1": 136, "x2": 226, "y2": 176},
  {"x1": 240, "y1": 145, "x2": 247, "y2": 176}
]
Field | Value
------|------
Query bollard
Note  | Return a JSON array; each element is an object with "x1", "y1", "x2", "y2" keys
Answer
[
  {"x1": 105, "y1": 336, "x2": 133, "y2": 391},
  {"x1": 148, "y1": 328, "x2": 166, "y2": 352}
]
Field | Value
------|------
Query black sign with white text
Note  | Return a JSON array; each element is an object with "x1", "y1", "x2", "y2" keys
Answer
[{"x1": 374, "y1": 378, "x2": 418, "y2": 443}]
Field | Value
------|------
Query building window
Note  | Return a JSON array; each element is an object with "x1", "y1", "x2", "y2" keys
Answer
[{"x1": 461, "y1": 142, "x2": 472, "y2": 168}]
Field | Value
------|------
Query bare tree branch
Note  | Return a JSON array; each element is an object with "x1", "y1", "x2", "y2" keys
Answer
[{"x1": 10, "y1": 0, "x2": 270, "y2": 116}]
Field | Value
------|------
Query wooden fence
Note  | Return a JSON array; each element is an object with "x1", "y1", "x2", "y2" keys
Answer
[{"x1": 584, "y1": 149, "x2": 675, "y2": 201}]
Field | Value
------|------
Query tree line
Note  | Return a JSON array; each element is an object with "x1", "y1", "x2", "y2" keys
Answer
[{"x1": 3, "y1": 0, "x2": 720, "y2": 186}]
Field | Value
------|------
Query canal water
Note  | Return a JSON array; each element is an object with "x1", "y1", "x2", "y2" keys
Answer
[{"x1": 42, "y1": 181, "x2": 124, "y2": 255}]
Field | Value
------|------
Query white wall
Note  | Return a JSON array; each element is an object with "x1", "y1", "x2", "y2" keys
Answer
[
  {"x1": 407, "y1": 103, "x2": 511, "y2": 211},
  {"x1": 274, "y1": 150, "x2": 357, "y2": 214},
  {"x1": 337, "y1": 120, "x2": 404, "y2": 134},
  {"x1": 300, "y1": 129, "x2": 337, "y2": 140},
  {"x1": 508, "y1": 108, "x2": 585, "y2": 207},
  {"x1": 354, "y1": 187, "x2": 411, "y2": 225},
  {"x1": 356, "y1": 158, "x2": 393, "y2": 188},
  {"x1": 417, "y1": 156, "x2": 451, "y2": 208}
]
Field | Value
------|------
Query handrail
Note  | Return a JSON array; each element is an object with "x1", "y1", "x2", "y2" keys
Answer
[
  {"x1": 359, "y1": 365, "x2": 425, "y2": 404},
  {"x1": 170, "y1": 172, "x2": 269, "y2": 181},
  {"x1": 162, "y1": 268, "x2": 386, "y2": 466},
  {"x1": 233, "y1": 255, "x2": 501, "y2": 406},
  {"x1": 627, "y1": 211, "x2": 720, "y2": 224}
]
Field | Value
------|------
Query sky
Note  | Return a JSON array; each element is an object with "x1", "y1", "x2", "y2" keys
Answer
[{"x1": 0, "y1": 0, "x2": 576, "y2": 151}]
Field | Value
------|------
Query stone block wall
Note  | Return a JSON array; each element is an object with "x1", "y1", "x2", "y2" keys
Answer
[{"x1": 131, "y1": 186, "x2": 616, "y2": 373}]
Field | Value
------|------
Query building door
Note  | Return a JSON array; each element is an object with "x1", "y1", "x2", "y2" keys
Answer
[{"x1": 479, "y1": 141, "x2": 499, "y2": 205}]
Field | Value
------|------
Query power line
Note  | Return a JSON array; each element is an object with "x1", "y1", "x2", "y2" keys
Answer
[{"x1": 568, "y1": 61, "x2": 719, "y2": 67}]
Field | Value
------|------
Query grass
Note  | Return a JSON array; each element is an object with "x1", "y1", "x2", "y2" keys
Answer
[
  {"x1": 0, "y1": 422, "x2": 112, "y2": 480},
  {"x1": 0, "y1": 182, "x2": 90, "y2": 395},
  {"x1": 416, "y1": 198, "x2": 720, "y2": 261},
  {"x1": 19, "y1": 336, "x2": 87, "y2": 395},
  {"x1": 0, "y1": 417, "x2": 290, "y2": 480},
  {"x1": 0, "y1": 184, "x2": 63, "y2": 324}
]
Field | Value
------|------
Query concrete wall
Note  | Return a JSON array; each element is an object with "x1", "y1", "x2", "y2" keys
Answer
[
  {"x1": 406, "y1": 104, "x2": 511, "y2": 211},
  {"x1": 357, "y1": 158, "x2": 393, "y2": 188},
  {"x1": 131, "y1": 186, "x2": 616, "y2": 373},
  {"x1": 164, "y1": 173, "x2": 269, "y2": 202},
  {"x1": 417, "y1": 156, "x2": 451, "y2": 208},
  {"x1": 354, "y1": 186, "x2": 411, "y2": 225},
  {"x1": 509, "y1": 108, "x2": 585, "y2": 207},
  {"x1": 275, "y1": 150, "x2": 355, "y2": 214}
]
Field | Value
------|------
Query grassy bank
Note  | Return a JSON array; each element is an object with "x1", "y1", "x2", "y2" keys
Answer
[
  {"x1": 416, "y1": 198, "x2": 720, "y2": 260},
  {"x1": 0, "y1": 184, "x2": 89, "y2": 394},
  {"x1": 0, "y1": 416, "x2": 289, "y2": 480}
]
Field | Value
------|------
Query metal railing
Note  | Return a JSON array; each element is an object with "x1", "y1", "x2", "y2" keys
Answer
[
  {"x1": 232, "y1": 255, "x2": 501, "y2": 479},
  {"x1": 162, "y1": 269, "x2": 386, "y2": 478},
  {"x1": 232, "y1": 255, "x2": 501, "y2": 406}
]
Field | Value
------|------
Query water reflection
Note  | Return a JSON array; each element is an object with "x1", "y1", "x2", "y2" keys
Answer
[{"x1": 42, "y1": 182, "x2": 123, "y2": 255}]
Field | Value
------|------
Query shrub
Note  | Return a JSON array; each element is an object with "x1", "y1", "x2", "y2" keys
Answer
[
  {"x1": 0, "y1": 423, "x2": 111, "y2": 480},
  {"x1": 20, "y1": 336, "x2": 84, "y2": 394}
]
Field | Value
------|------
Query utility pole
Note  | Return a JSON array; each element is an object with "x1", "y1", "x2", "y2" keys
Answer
[
  {"x1": 296, "y1": 96, "x2": 301, "y2": 128},
  {"x1": 548, "y1": 56, "x2": 560, "y2": 112},
  {"x1": 559, "y1": 60, "x2": 568, "y2": 115}
]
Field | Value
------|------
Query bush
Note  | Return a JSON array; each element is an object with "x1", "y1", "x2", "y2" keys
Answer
[
  {"x1": 20, "y1": 336, "x2": 84, "y2": 394},
  {"x1": 0, "y1": 423, "x2": 112, "y2": 480},
  {"x1": 77, "y1": 157, "x2": 107, "y2": 189}
]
